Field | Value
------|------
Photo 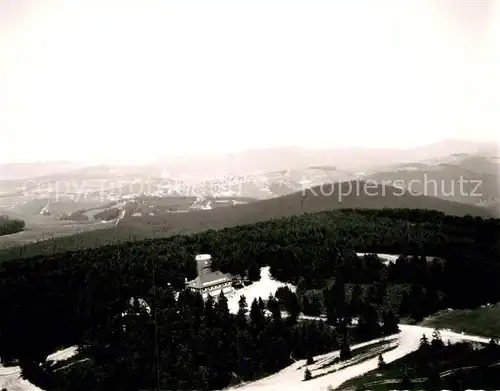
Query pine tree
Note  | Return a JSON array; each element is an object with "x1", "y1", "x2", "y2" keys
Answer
[
  {"x1": 382, "y1": 310, "x2": 399, "y2": 335},
  {"x1": 303, "y1": 368, "x2": 312, "y2": 381},
  {"x1": 216, "y1": 290, "x2": 230, "y2": 328},
  {"x1": 431, "y1": 329, "x2": 444, "y2": 350},
  {"x1": 248, "y1": 261, "x2": 261, "y2": 282},
  {"x1": 237, "y1": 295, "x2": 248, "y2": 318},
  {"x1": 425, "y1": 364, "x2": 441, "y2": 391},
  {"x1": 302, "y1": 296, "x2": 312, "y2": 316},
  {"x1": 339, "y1": 341, "x2": 351, "y2": 361},
  {"x1": 349, "y1": 284, "x2": 363, "y2": 317},
  {"x1": 296, "y1": 277, "x2": 308, "y2": 298},
  {"x1": 310, "y1": 295, "x2": 322, "y2": 317},
  {"x1": 419, "y1": 333, "x2": 430, "y2": 349},
  {"x1": 267, "y1": 294, "x2": 281, "y2": 321},
  {"x1": 250, "y1": 298, "x2": 265, "y2": 329},
  {"x1": 377, "y1": 354, "x2": 385, "y2": 368},
  {"x1": 331, "y1": 279, "x2": 347, "y2": 319},
  {"x1": 356, "y1": 303, "x2": 380, "y2": 341},
  {"x1": 400, "y1": 372, "x2": 413, "y2": 390},
  {"x1": 323, "y1": 287, "x2": 337, "y2": 325},
  {"x1": 339, "y1": 331, "x2": 351, "y2": 361},
  {"x1": 287, "y1": 292, "x2": 301, "y2": 324}
]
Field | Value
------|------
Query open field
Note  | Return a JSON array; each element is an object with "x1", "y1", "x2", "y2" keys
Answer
[
  {"x1": 421, "y1": 303, "x2": 500, "y2": 338},
  {"x1": 0, "y1": 213, "x2": 115, "y2": 250}
]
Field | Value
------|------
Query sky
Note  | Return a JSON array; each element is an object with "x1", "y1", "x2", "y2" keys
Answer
[{"x1": 0, "y1": 0, "x2": 498, "y2": 164}]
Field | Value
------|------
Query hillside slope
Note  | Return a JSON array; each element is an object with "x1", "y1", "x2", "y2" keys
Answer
[
  {"x1": 0, "y1": 181, "x2": 494, "y2": 261},
  {"x1": 116, "y1": 181, "x2": 495, "y2": 236},
  {"x1": 365, "y1": 164, "x2": 499, "y2": 206}
]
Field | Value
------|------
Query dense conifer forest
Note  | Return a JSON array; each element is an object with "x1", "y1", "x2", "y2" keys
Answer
[
  {"x1": 0, "y1": 208, "x2": 499, "y2": 390},
  {"x1": 0, "y1": 215, "x2": 25, "y2": 236}
]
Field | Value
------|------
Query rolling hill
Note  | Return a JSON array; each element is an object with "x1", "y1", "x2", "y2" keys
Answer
[
  {"x1": 152, "y1": 140, "x2": 498, "y2": 179},
  {"x1": 364, "y1": 163, "x2": 499, "y2": 206},
  {"x1": 0, "y1": 181, "x2": 495, "y2": 260},
  {"x1": 119, "y1": 180, "x2": 494, "y2": 236}
]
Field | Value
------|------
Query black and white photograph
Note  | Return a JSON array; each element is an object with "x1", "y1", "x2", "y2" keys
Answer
[{"x1": 0, "y1": 0, "x2": 499, "y2": 390}]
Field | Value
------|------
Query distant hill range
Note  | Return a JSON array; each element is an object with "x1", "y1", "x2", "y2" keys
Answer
[
  {"x1": 0, "y1": 139, "x2": 497, "y2": 252},
  {"x1": 152, "y1": 139, "x2": 498, "y2": 180},
  {"x1": 362, "y1": 156, "x2": 500, "y2": 207},
  {"x1": 0, "y1": 161, "x2": 84, "y2": 181},
  {"x1": 119, "y1": 180, "x2": 495, "y2": 236},
  {"x1": 3, "y1": 139, "x2": 496, "y2": 180},
  {"x1": 0, "y1": 180, "x2": 495, "y2": 260}
]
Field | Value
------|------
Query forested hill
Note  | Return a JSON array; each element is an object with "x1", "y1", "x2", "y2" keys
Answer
[
  {"x1": 0, "y1": 215, "x2": 25, "y2": 236},
  {"x1": 0, "y1": 181, "x2": 495, "y2": 262},
  {"x1": 0, "y1": 208, "x2": 500, "y2": 390},
  {"x1": 0, "y1": 208, "x2": 499, "y2": 390}
]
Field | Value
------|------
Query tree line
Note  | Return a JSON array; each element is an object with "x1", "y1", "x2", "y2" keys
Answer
[{"x1": 0, "y1": 215, "x2": 25, "y2": 236}]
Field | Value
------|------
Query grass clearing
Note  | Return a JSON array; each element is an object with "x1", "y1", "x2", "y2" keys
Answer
[{"x1": 421, "y1": 303, "x2": 500, "y2": 338}]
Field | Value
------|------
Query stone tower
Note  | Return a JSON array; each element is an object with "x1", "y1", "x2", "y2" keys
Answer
[{"x1": 195, "y1": 254, "x2": 212, "y2": 277}]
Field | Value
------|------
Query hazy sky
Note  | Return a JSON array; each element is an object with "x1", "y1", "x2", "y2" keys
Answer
[{"x1": 0, "y1": 0, "x2": 497, "y2": 164}]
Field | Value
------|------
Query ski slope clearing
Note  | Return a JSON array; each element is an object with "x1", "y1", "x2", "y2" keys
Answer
[
  {"x1": 227, "y1": 266, "x2": 295, "y2": 313},
  {"x1": 0, "y1": 347, "x2": 77, "y2": 391},
  {"x1": 226, "y1": 325, "x2": 490, "y2": 391}
]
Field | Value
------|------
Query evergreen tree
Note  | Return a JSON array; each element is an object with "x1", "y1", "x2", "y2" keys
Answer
[
  {"x1": 407, "y1": 284, "x2": 428, "y2": 321},
  {"x1": 301, "y1": 296, "x2": 312, "y2": 316},
  {"x1": 286, "y1": 292, "x2": 301, "y2": 324},
  {"x1": 303, "y1": 368, "x2": 312, "y2": 381},
  {"x1": 296, "y1": 277, "x2": 308, "y2": 298},
  {"x1": 331, "y1": 279, "x2": 347, "y2": 319},
  {"x1": 267, "y1": 294, "x2": 281, "y2": 321},
  {"x1": 349, "y1": 284, "x2": 363, "y2": 317},
  {"x1": 485, "y1": 337, "x2": 500, "y2": 361},
  {"x1": 339, "y1": 331, "x2": 351, "y2": 361},
  {"x1": 310, "y1": 295, "x2": 322, "y2": 317},
  {"x1": 250, "y1": 298, "x2": 265, "y2": 330},
  {"x1": 216, "y1": 290, "x2": 229, "y2": 315},
  {"x1": 431, "y1": 329, "x2": 445, "y2": 351},
  {"x1": 382, "y1": 310, "x2": 399, "y2": 335},
  {"x1": 248, "y1": 262, "x2": 261, "y2": 282},
  {"x1": 323, "y1": 287, "x2": 337, "y2": 325},
  {"x1": 339, "y1": 341, "x2": 351, "y2": 361},
  {"x1": 356, "y1": 303, "x2": 380, "y2": 341},
  {"x1": 400, "y1": 372, "x2": 413, "y2": 390},
  {"x1": 237, "y1": 295, "x2": 248, "y2": 326},
  {"x1": 378, "y1": 354, "x2": 386, "y2": 368},
  {"x1": 420, "y1": 333, "x2": 430, "y2": 349},
  {"x1": 425, "y1": 364, "x2": 442, "y2": 391}
]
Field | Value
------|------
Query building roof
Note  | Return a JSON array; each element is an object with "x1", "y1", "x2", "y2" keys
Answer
[{"x1": 186, "y1": 270, "x2": 234, "y2": 289}]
